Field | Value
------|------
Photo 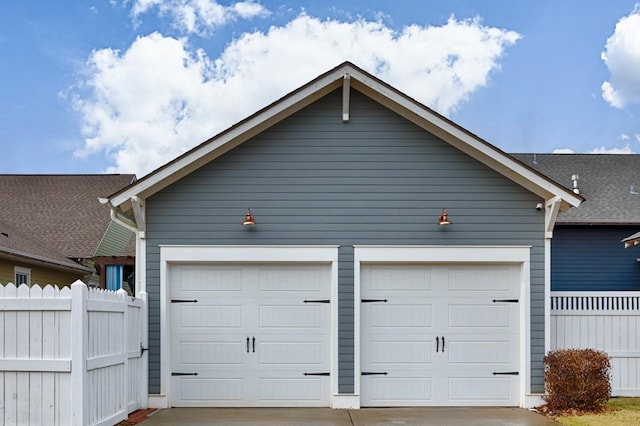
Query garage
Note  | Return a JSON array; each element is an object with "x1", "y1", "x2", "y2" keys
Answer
[
  {"x1": 360, "y1": 263, "x2": 521, "y2": 406},
  {"x1": 169, "y1": 262, "x2": 332, "y2": 407}
]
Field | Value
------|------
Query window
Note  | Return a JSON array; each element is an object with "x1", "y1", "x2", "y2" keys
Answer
[{"x1": 14, "y1": 266, "x2": 31, "y2": 286}]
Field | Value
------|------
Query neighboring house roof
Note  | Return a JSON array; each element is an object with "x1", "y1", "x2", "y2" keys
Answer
[
  {"x1": 0, "y1": 174, "x2": 137, "y2": 259},
  {"x1": 107, "y1": 62, "x2": 582, "y2": 215},
  {"x1": 622, "y1": 231, "x2": 640, "y2": 247},
  {"x1": 512, "y1": 154, "x2": 640, "y2": 224},
  {"x1": 0, "y1": 219, "x2": 92, "y2": 273}
]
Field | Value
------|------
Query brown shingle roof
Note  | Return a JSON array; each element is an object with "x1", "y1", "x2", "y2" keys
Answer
[
  {"x1": 0, "y1": 174, "x2": 136, "y2": 258},
  {"x1": 511, "y1": 154, "x2": 640, "y2": 224},
  {"x1": 0, "y1": 219, "x2": 91, "y2": 272}
]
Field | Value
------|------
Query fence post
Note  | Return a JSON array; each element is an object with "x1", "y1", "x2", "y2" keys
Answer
[
  {"x1": 140, "y1": 291, "x2": 149, "y2": 408},
  {"x1": 117, "y1": 288, "x2": 129, "y2": 415},
  {"x1": 70, "y1": 281, "x2": 88, "y2": 426}
]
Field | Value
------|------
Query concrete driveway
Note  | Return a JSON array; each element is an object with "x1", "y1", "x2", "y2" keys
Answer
[{"x1": 138, "y1": 407, "x2": 557, "y2": 425}]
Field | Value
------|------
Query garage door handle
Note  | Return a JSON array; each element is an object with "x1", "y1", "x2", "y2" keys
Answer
[
  {"x1": 252, "y1": 336, "x2": 256, "y2": 353},
  {"x1": 436, "y1": 336, "x2": 440, "y2": 352},
  {"x1": 442, "y1": 336, "x2": 445, "y2": 352},
  {"x1": 247, "y1": 337, "x2": 250, "y2": 353}
]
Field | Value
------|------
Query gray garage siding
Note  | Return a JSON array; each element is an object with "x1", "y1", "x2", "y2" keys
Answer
[{"x1": 145, "y1": 88, "x2": 546, "y2": 395}]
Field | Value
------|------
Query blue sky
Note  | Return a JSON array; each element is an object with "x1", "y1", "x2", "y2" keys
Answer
[{"x1": 1, "y1": 1, "x2": 640, "y2": 177}]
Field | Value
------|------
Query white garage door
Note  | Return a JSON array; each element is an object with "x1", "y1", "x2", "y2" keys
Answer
[
  {"x1": 361, "y1": 264, "x2": 520, "y2": 406},
  {"x1": 170, "y1": 263, "x2": 331, "y2": 407}
]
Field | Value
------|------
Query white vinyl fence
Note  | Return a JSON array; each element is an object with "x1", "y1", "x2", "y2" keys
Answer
[
  {"x1": 551, "y1": 291, "x2": 640, "y2": 396},
  {"x1": 0, "y1": 281, "x2": 147, "y2": 426}
]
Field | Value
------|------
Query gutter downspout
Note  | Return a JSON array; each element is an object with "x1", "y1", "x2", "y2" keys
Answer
[{"x1": 98, "y1": 196, "x2": 149, "y2": 409}]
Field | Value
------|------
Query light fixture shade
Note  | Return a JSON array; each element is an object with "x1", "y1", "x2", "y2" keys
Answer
[
  {"x1": 242, "y1": 208, "x2": 256, "y2": 226},
  {"x1": 437, "y1": 208, "x2": 452, "y2": 226}
]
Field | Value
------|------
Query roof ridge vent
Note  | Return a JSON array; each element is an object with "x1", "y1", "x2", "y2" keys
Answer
[{"x1": 571, "y1": 174, "x2": 580, "y2": 194}]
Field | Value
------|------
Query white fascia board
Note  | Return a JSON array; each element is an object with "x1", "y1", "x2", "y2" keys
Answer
[
  {"x1": 109, "y1": 71, "x2": 346, "y2": 209},
  {"x1": 348, "y1": 73, "x2": 583, "y2": 209}
]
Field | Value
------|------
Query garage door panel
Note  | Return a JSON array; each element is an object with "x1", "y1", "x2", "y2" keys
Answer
[
  {"x1": 363, "y1": 377, "x2": 433, "y2": 403},
  {"x1": 258, "y1": 377, "x2": 329, "y2": 406},
  {"x1": 369, "y1": 340, "x2": 434, "y2": 364},
  {"x1": 178, "y1": 339, "x2": 244, "y2": 365},
  {"x1": 178, "y1": 304, "x2": 244, "y2": 329},
  {"x1": 448, "y1": 377, "x2": 516, "y2": 402},
  {"x1": 259, "y1": 267, "x2": 326, "y2": 292},
  {"x1": 259, "y1": 304, "x2": 325, "y2": 329},
  {"x1": 259, "y1": 341, "x2": 325, "y2": 365},
  {"x1": 178, "y1": 377, "x2": 244, "y2": 402},
  {"x1": 362, "y1": 265, "x2": 433, "y2": 293},
  {"x1": 448, "y1": 267, "x2": 513, "y2": 293},
  {"x1": 172, "y1": 266, "x2": 244, "y2": 292},
  {"x1": 365, "y1": 304, "x2": 433, "y2": 328},
  {"x1": 448, "y1": 303, "x2": 514, "y2": 329},
  {"x1": 448, "y1": 340, "x2": 514, "y2": 365}
]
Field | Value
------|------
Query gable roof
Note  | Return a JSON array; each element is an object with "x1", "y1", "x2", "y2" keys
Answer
[
  {"x1": 107, "y1": 61, "x2": 583, "y2": 214},
  {"x1": 512, "y1": 154, "x2": 640, "y2": 224},
  {"x1": 0, "y1": 174, "x2": 136, "y2": 258},
  {"x1": 0, "y1": 219, "x2": 92, "y2": 273}
]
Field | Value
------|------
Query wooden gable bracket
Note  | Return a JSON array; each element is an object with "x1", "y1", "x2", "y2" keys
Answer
[
  {"x1": 131, "y1": 195, "x2": 146, "y2": 236},
  {"x1": 342, "y1": 73, "x2": 350, "y2": 122},
  {"x1": 544, "y1": 196, "x2": 562, "y2": 238}
]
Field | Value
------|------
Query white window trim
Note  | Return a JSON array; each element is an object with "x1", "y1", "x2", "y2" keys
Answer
[
  {"x1": 14, "y1": 266, "x2": 31, "y2": 287},
  {"x1": 158, "y1": 245, "x2": 339, "y2": 408},
  {"x1": 353, "y1": 245, "x2": 531, "y2": 408}
]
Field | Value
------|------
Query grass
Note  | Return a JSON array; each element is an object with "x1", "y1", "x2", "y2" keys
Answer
[{"x1": 554, "y1": 398, "x2": 640, "y2": 425}]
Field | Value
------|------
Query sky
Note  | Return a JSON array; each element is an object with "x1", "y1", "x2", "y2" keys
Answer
[{"x1": 1, "y1": 1, "x2": 640, "y2": 178}]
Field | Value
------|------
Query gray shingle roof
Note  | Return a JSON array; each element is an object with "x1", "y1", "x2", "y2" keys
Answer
[
  {"x1": 0, "y1": 174, "x2": 136, "y2": 258},
  {"x1": 512, "y1": 154, "x2": 640, "y2": 224}
]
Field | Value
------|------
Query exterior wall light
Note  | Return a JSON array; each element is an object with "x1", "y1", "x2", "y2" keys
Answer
[
  {"x1": 437, "y1": 209, "x2": 452, "y2": 226},
  {"x1": 242, "y1": 209, "x2": 256, "y2": 226}
]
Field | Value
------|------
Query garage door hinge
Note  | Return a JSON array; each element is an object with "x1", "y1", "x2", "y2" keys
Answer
[
  {"x1": 361, "y1": 299, "x2": 388, "y2": 303},
  {"x1": 172, "y1": 372, "x2": 199, "y2": 376},
  {"x1": 303, "y1": 299, "x2": 330, "y2": 304},
  {"x1": 492, "y1": 371, "x2": 519, "y2": 375},
  {"x1": 304, "y1": 372, "x2": 330, "y2": 376},
  {"x1": 492, "y1": 299, "x2": 518, "y2": 303},
  {"x1": 171, "y1": 299, "x2": 198, "y2": 303},
  {"x1": 361, "y1": 371, "x2": 388, "y2": 376}
]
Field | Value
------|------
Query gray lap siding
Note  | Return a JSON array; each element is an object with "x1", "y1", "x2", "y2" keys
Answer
[{"x1": 145, "y1": 89, "x2": 546, "y2": 394}]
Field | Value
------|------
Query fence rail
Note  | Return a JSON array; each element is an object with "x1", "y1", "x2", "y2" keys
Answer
[
  {"x1": 0, "y1": 281, "x2": 147, "y2": 426},
  {"x1": 551, "y1": 291, "x2": 640, "y2": 396}
]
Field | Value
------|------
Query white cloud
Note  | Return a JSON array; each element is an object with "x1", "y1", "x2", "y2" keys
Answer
[
  {"x1": 552, "y1": 148, "x2": 575, "y2": 154},
  {"x1": 589, "y1": 144, "x2": 635, "y2": 154},
  {"x1": 620, "y1": 133, "x2": 630, "y2": 140},
  {"x1": 72, "y1": 14, "x2": 520, "y2": 176},
  {"x1": 131, "y1": 0, "x2": 270, "y2": 35},
  {"x1": 635, "y1": 133, "x2": 640, "y2": 143},
  {"x1": 601, "y1": 5, "x2": 640, "y2": 108}
]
